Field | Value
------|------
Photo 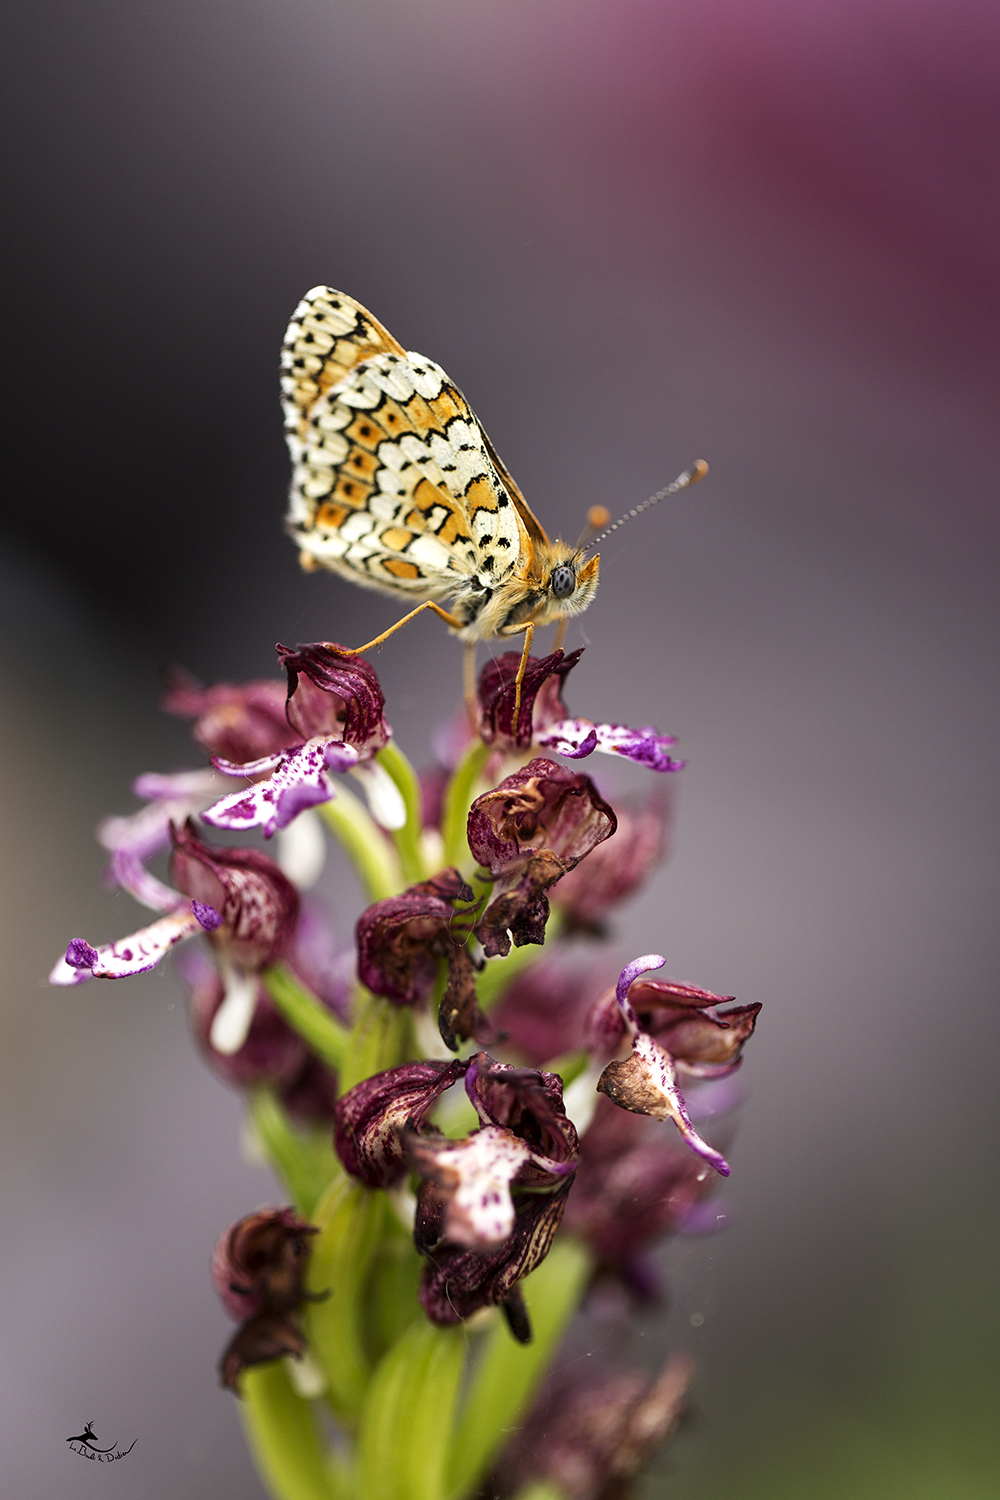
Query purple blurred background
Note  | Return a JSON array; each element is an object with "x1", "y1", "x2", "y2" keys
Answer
[{"x1": 2, "y1": 1, "x2": 998, "y2": 1495}]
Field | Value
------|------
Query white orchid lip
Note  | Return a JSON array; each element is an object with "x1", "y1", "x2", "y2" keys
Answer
[
  {"x1": 597, "y1": 955, "x2": 732, "y2": 1177},
  {"x1": 203, "y1": 737, "x2": 360, "y2": 837},
  {"x1": 538, "y1": 719, "x2": 685, "y2": 772},
  {"x1": 50, "y1": 902, "x2": 221, "y2": 985},
  {"x1": 417, "y1": 1127, "x2": 533, "y2": 1249},
  {"x1": 349, "y1": 759, "x2": 406, "y2": 830},
  {"x1": 209, "y1": 961, "x2": 260, "y2": 1055}
]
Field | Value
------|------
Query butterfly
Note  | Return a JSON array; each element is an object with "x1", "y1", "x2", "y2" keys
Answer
[{"x1": 281, "y1": 286, "x2": 706, "y2": 701}]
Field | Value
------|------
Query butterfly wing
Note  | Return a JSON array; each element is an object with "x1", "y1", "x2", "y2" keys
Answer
[
  {"x1": 284, "y1": 306, "x2": 530, "y2": 620},
  {"x1": 280, "y1": 287, "x2": 405, "y2": 451},
  {"x1": 479, "y1": 429, "x2": 551, "y2": 557}
]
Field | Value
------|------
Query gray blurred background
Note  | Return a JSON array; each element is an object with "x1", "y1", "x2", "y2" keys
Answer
[{"x1": 1, "y1": 0, "x2": 998, "y2": 1495}]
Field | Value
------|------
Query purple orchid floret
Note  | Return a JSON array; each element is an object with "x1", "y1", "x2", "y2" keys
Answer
[
  {"x1": 563, "y1": 1097, "x2": 715, "y2": 1282},
  {"x1": 537, "y1": 719, "x2": 685, "y2": 772},
  {"x1": 412, "y1": 1054, "x2": 579, "y2": 1337},
  {"x1": 334, "y1": 1058, "x2": 469, "y2": 1187},
  {"x1": 162, "y1": 671, "x2": 300, "y2": 764},
  {"x1": 50, "y1": 825, "x2": 298, "y2": 1049},
  {"x1": 553, "y1": 795, "x2": 670, "y2": 934},
  {"x1": 334, "y1": 1050, "x2": 578, "y2": 1336},
  {"x1": 200, "y1": 642, "x2": 389, "y2": 837},
  {"x1": 498, "y1": 1353, "x2": 693, "y2": 1500},
  {"x1": 592, "y1": 955, "x2": 754, "y2": 1177},
  {"x1": 99, "y1": 768, "x2": 224, "y2": 866},
  {"x1": 170, "y1": 821, "x2": 299, "y2": 972},
  {"x1": 354, "y1": 869, "x2": 483, "y2": 1050},
  {"x1": 468, "y1": 758, "x2": 617, "y2": 956},
  {"x1": 278, "y1": 641, "x2": 390, "y2": 751},
  {"x1": 210, "y1": 1207, "x2": 319, "y2": 1392},
  {"x1": 588, "y1": 968, "x2": 760, "y2": 1076},
  {"x1": 474, "y1": 646, "x2": 684, "y2": 772},
  {"x1": 477, "y1": 647, "x2": 585, "y2": 751}
]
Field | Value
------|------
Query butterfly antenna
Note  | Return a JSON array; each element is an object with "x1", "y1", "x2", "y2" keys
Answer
[{"x1": 582, "y1": 461, "x2": 708, "y2": 550}]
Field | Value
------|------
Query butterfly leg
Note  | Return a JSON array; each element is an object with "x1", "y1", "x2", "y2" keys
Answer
[
  {"x1": 512, "y1": 622, "x2": 535, "y2": 720},
  {"x1": 335, "y1": 600, "x2": 465, "y2": 656}
]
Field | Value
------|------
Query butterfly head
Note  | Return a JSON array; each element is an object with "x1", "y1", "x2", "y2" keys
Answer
[{"x1": 535, "y1": 542, "x2": 601, "y2": 623}]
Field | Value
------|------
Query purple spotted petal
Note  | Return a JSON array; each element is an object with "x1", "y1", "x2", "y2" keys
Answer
[
  {"x1": 50, "y1": 906, "x2": 205, "y2": 984},
  {"x1": 202, "y1": 737, "x2": 359, "y2": 837},
  {"x1": 539, "y1": 719, "x2": 684, "y2": 772},
  {"x1": 538, "y1": 722, "x2": 599, "y2": 759}
]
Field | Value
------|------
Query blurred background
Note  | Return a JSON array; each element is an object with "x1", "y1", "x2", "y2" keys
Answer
[{"x1": 1, "y1": 0, "x2": 998, "y2": 1494}]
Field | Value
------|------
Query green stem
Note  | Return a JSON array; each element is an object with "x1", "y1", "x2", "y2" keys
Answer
[
  {"x1": 262, "y1": 965, "x2": 352, "y2": 1074},
  {"x1": 446, "y1": 1237, "x2": 592, "y2": 1500},
  {"x1": 240, "y1": 1360, "x2": 343, "y2": 1500},
  {"x1": 356, "y1": 1321, "x2": 466, "y2": 1500},
  {"x1": 377, "y1": 742, "x2": 427, "y2": 886},
  {"x1": 441, "y1": 739, "x2": 490, "y2": 870},
  {"x1": 509, "y1": 1485, "x2": 566, "y2": 1500},
  {"x1": 247, "y1": 1086, "x2": 336, "y2": 1219},
  {"x1": 320, "y1": 788, "x2": 400, "y2": 902},
  {"x1": 340, "y1": 990, "x2": 412, "y2": 1093},
  {"x1": 306, "y1": 1175, "x2": 386, "y2": 1427}
]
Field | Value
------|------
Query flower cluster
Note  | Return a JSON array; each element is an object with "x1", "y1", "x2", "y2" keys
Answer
[{"x1": 51, "y1": 640, "x2": 758, "y2": 1500}]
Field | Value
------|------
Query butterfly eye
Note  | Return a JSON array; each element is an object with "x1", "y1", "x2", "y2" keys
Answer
[{"x1": 550, "y1": 565, "x2": 576, "y2": 600}]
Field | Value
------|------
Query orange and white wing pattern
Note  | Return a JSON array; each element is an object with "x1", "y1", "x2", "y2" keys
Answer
[
  {"x1": 282, "y1": 288, "x2": 530, "y2": 627},
  {"x1": 280, "y1": 286, "x2": 405, "y2": 445}
]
